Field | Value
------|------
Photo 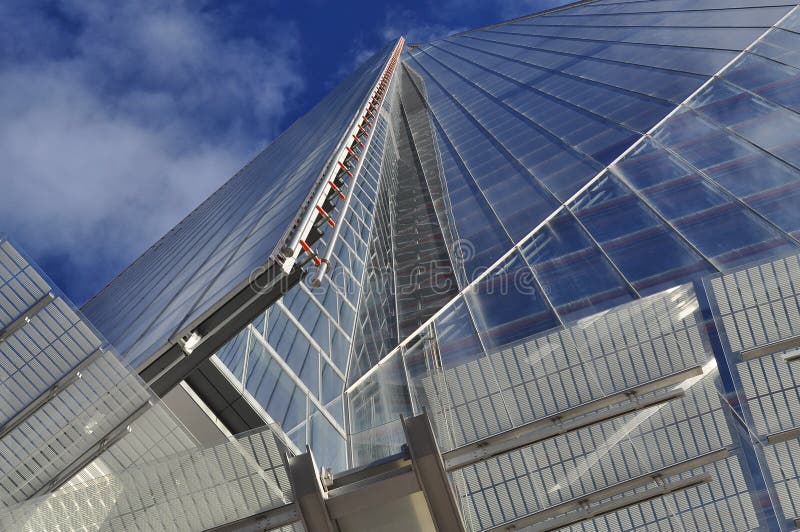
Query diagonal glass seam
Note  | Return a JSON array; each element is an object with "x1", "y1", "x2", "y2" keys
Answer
[
  {"x1": 528, "y1": 4, "x2": 799, "y2": 19},
  {"x1": 113, "y1": 46, "x2": 396, "y2": 368},
  {"x1": 745, "y1": 49, "x2": 800, "y2": 81},
  {"x1": 399, "y1": 64, "x2": 472, "y2": 287},
  {"x1": 311, "y1": 269, "x2": 359, "y2": 313},
  {"x1": 274, "y1": 300, "x2": 345, "y2": 381},
  {"x1": 511, "y1": 17, "x2": 789, "y2": 29},
  {"x1": 339, "y1": 116, "x2": 400, "y2": 372},
  {"x1": 419, "y1": 42, "x2": 641, "y2": 152},
  {"x1": 327, "y1": 235, "x2": 367, "y2": 274},
  {"x1": 438, "y1": 91, "x2": 718, "y2": 289},
  {"x1": 698, "y1": 78, "x2": 800, "y2": 168},
  {"x1": 326, "y1": 250, "x2": 363, "y2": 290},
  {"x1": 394, "y1": 84, "x2": 462, "y2": 276},
  {"x1": 402, "y1": 63, "x2": 516, "y2": 282},
  {"x1": 297, "y1": 283, "x2": 353, "y2": 341},
  {"x1": 346, "y1": 8, "x2": 794, "y2": 396},
  {"x1": 407, "y1": 50, "x2": 641, "y2": 300},
  {"x1": 458, "y1": 32, "x2": 706, "y2": 102},
  {"x1": 601, "y1": 161, "x2": 722, "y2": 273},
  {"x1": 723, "y1": 57, "x2": 800, "y2": 113},
  {"x1": 650, "y1": 135, "x2": 800, "y2": 250},
  {"x1": 447, "y1": 0, "x2": 601, "y2": 39},
  {"x1": 337, "y1": 194, "x2": 375, "y2": 235},
  {"x1": 475, "y1": 26, "x2": 741, "y2": 59},
  {"x1": 511, "y1": 21, "x2": 771, "y2": 29},
  {"x1": 208, "y1": 354, "x2": 303, "y2": 455},
  {"x1": 248, "y1": 326, "x2": 346, "y2": 437},
  {"x1": 404, "y1": 55, "x2": 560, "y2": 309},
  {"x1": 241, "y1": 324, "x2": 252, "y2": 390},
  {"x1": 638, "y1": 20, "x2": 800, "y2": 246},
  {"x1": 480, "y1": 23, "x2": 772, "y2": 54},
  {"x1": 430, "y1": 40, "x2": 654, "y2": 135}
]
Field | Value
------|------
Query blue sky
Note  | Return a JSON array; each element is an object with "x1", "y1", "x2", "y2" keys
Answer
[{"x1": 0, "y1": 0, "x2": 567, "y2": 304}]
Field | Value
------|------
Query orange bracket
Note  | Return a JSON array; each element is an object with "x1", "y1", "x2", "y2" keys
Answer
[
  {"x1": 328, "y1": 180, "x2": 346, "y2": 199},
  {"x1": 337, "y1": 160, "x2": 354, "y2": 178},
  {"x1": 299, "y1": 240, "x2": 321, "y2": 266},
  {"x1": 345, "y1": 146, "x2": 359, "y2": 161},
  {"x1": 315, "y1": 205, "x2": 336, "y2": 227}
]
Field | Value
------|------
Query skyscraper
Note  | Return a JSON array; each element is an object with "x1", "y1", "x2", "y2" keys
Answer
[{"x1": 3, "y1": 0, "x2": 800, "y2": 530}]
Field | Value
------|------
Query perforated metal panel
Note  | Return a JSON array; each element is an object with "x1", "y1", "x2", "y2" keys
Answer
[
  {"x1": 706, "y1": 252, "x2": 800, "y2": 526},
  {"x1": 0, "y1": 239, "x2": 198, "y2": 508},
  {"x1": 417, "y1": 284, "x2": 710, "y2": 452},
  {"x1": 0, "y1": 424, "x2": 296, "y2": 531},
  {"x1": 709, "y1": 254, "x2": 800, "y2": 355}
]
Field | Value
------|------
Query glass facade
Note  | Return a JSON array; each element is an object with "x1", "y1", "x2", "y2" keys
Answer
[
  {"x1": 5, "y1": 0, "x2": 800, "y2": 530},
  {"x1": 79, "y1": 43, "x2": 398, "y2": 370},
  {"x1": 343, "y1": 1, "x2": 800, "y2": 530},
  {"x1": 211, "y1": 63, "x2": 402, "y2": 472}
]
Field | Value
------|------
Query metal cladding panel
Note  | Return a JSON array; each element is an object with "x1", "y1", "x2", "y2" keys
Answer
[
  {"x1": 706, "y1": 253, "x2": 800, "y2": 526},
  {"x1": 0, "y1": 238, "x2": 197, "y2": 508},
  {"x1": 0, "y1": 424, "x2": 296, "y2": 531},
  {"x1": 79, "y1": 43, "x2": 398, "y2": 370}
]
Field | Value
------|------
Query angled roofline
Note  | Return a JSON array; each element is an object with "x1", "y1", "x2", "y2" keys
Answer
[{"x1": 442, "y1": 0, "x2": 599, "y2": 42}]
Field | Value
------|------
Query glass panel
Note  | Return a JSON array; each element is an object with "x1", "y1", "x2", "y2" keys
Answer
[
  {"x1": 309, "y1": 406, "x2": 346, "y2": 472},
  {"x1": 213, "y1": 327, "x2": 248, "y2": 389},
  {"x1": 725, "y1": 52, "x2": 800, "y2": 109},
  {"x1": 570, "y1": 173, "x2": 714, "y2": 294},
  {"x1": 521, "y1": 209, "x2": 636, "y2": 319},
  {"x1": 0, "y1": 239, "x2": 197, "y2": 509},
  {"x1": 617, "y1": 129, "x2": 800, "y2": 269},
  {"x1": 80, "y1": 43, "x2": 399, "y2": 369},
  {"x1": 464, "y1": 250, "x2": 559, "y2": 350}
]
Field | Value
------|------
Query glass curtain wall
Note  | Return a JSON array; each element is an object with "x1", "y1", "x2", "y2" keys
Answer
[
  {"x1": 211, "y1": 74, "x2": 401, "y2": 472},
  {"x1": 347, "y1": 1, "x2": 800, "y2": 529}
]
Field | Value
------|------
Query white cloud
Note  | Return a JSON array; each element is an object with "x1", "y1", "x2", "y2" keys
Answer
[{"x1": 0, "y1": 0, "x2": 304, "y2": 301}]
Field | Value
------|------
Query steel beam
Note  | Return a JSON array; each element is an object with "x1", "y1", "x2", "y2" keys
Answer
[
  {"x1": 741, "y1": 335, "x2": 800, "y2": 361},
  {"x1": 0, "y1": 292, "x2": 54, "y2": 342},
  {"x1": 38, "y1": 402, "x2": 152, "y2": 495},
  {"x1": 329, "y1": 450, "x2": 410, "y2": 490},
  {"x1": 326, "y1": 465, "x2": 419, "y2": 519},
  {"x1": 286, "y1": 449, "x2": 336, "y2": 532},
  {"x1": 0, "y1": 347, "x2": 105, "y2": 440},
  {"x1": 766, "y1": 426, "x2": 800, "y2": 445},
  {"x1": 146, "y1": 262, "x2": 303, "y2": 397},
  {"x1": 500, "y1": 473, "x2": 712, "y2": 532},
  {"x1": 402, "y1": 413, "x2": 465, "y2": 532},
  {"x1": 204, "y1": 502, "x2": 300, "y2": 532}
]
